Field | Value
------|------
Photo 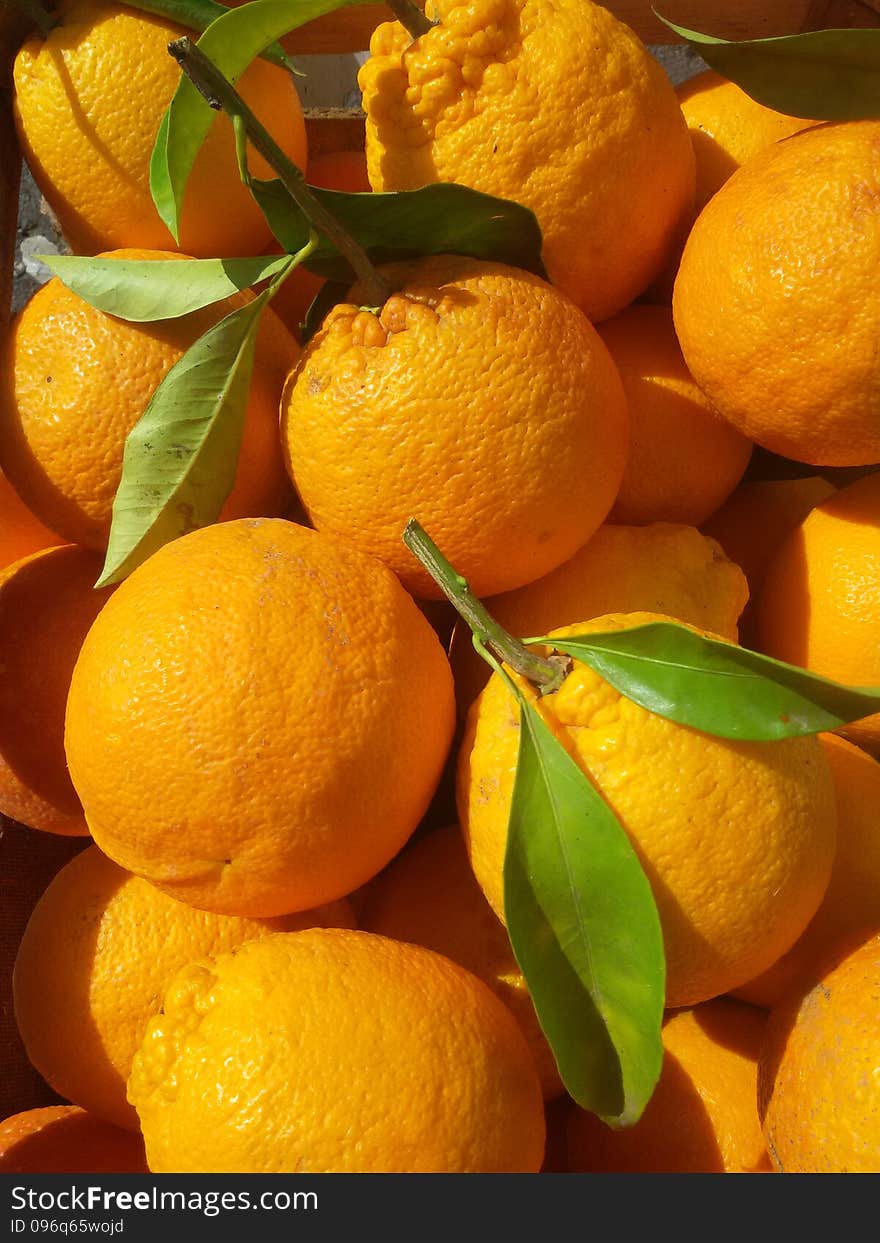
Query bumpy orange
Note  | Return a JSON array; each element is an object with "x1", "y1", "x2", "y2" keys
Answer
[
  {"x1": 64, "y1": 519, "x2": 456, "y2": 916},
  {"x1": 450, "y1": 522, "x2": 749, "y2": 714},
  {"x1": 358, "y1": 0, "x2": 694, "y2": 321},
  {"x1": 0, "y1": 1106, "x2": 147, "y2": 1174},
  {"x1": 674, "y1": 122, "x2": 880, "y2": 466},
  {"x1": 128, "y1": 929, "x2": 546, "y2": 1172},
  {"x1": 759, "y1": 931, "x2": 880, "y2": 1172},
  {"x1": 567, "y1": 998, "x2": 771, "y2": 1173},
  {"x1": 738, "y1": 735, "x2": 880, "y2": 1009},
  {"x1": 282, "y1": 255, "x2": 629, "y2": 598},
  {"x1": 756, "y1": 473, "x2": 880, "y2": 748},
  {"x1": 13, "y1": 0, "x2": 307, "y2": 257},
  {"x1": 0, "y1": 544, "x2": 113, "y2": 836},
  {"x1": 360, "y1": 825, "x2": 562, "y2": 1099},
  {"x1": 14, "y1": 845, "x2": 356, "y2": 1131},
  {"x1": 0, "y1": 250, "x2": 295, "y2": 550},
  {"x1": 597, "y1": 305, "x2": 752, "y2": 526},
  {"x1": 458, "y1": 614, "x2": 838, "y2": 1008}
]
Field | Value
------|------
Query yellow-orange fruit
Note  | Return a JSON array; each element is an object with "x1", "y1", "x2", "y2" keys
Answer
[
  {"x1": 0, "y1": 469, "x2": 59, "y2": 571},
  {"x1": 0, "y1": 1106, "x2": 147, "y2": 1173}
]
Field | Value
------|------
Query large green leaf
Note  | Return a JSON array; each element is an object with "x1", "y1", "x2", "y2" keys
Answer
[
  {"x1": 504, "y1": 696, "x2": 665, "y2": 1126},
  {"x1": 536, "y1": 622, "x2": 880, "y2": 741},
  {"x1": 151, "y1": 0, "x2": 368, "y2": 241},
  {"x1": 97, "y1": 290, "x2": 271, "y2": 587},
  {"x1": 655, "y1": 14, "x2": 880, "y2": 120},
  {"x1": 44, "y1": 254, "x2": 290, "y2": 322},
  {"x1": 124, "y1": 0, "x2": 293, "y2": 68}
]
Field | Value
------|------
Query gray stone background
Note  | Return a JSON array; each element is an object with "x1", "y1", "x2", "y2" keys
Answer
[{"x1": 13, "y1": 44, "x2": 706, "y2": 311}]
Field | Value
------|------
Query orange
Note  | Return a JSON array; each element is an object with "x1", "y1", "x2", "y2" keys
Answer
[
  {"x1": 568, "y1": 998, "x2": 771, "y2": 1173},
  {"x1": 358, "y1": 0, "x2": 694, "y2": 322},
  {"x1": 128, "y1": 928, "x2": 546, "y2": 1172},
  {"x1": 64, "y1": 518, "x2": 455, "y2": 917},
  {"x1": 457, "y1": 613, "x2": 838, "y2": 1009},
  {"x1": 758, "y1": 931, "x2": 880, "y2": 1172},
  {"x1": 0, "y1": 469, "x2": 59, "y2": 571},
  {"x1": 737, "y1": 735, "x2": 880, "y2": 1009},
  {"x1": 0, "y1": 544, "x2": 113, "y2": 836},
  {"x1": 450, "y1": 522, "x2": 749, "y2": 715},
  {"x1": 13, "y1": 0, "x2": 307, "y2": 257},
  {"x1": 360, "y1": 825, "x2": 563, "y2": 1099},
  {"x1": 597, "y1": 305, "x2": 752, "y2": 525},
  {"x1": 282, "y1": 255, "x2": 629, "y2": 599},
  {"x1": 0, "y1": 1106, "x2": 147, "y2": 1174},
  {"x1": 0, "y1": 249, "x2": 296, "y2": 550},
  {"x1": 702, "y1": 475, "x2": 836, "y2": 647},
  {"x1": 756, "y1": 472, "x2": 880, "y2": 748},
  {"x1": 673, "y1": 122, "x2": 880, "y2": 466},
  {"x1": 14, "y1": 845, "x2": 355, "y2": 1131}
]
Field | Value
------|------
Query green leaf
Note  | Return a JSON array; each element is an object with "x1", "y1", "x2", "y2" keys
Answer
[
  {"x1": 151, "y1": 0, "x2": 367, "y2": 241},
  {"x1": 97, "y1": 290, "x2": 270, "y2": 587},
  {"x1": 504, "y1": 696, "x2": 665, "y2": 1126},
  {"x1": 43, "y1": 254, "x2": 291, "y2": 322},
  {"x1": 246, "y1": 181, "x2": 548, "y2": 281},
  {"x1": 537, "y1": 622, "x2": 880, "y2": 741},
  {"x1": 124, "y1": 0, "x2": 293, "y2": 69},
  {"x1": 655, "y1": 12, "x2": 880, "y2": 121}
]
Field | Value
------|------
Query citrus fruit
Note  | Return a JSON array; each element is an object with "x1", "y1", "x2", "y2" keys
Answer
[
  {"x1": 0, "y1": 545, "x2": 113, "y2": 836},
  {"x1": 450, "y1": 522, "x2": 748, "y2": 714},
  {"x1": 0, "y1": 470, "x2": 59, "y2": 571},
  {"x1": 358, "y1": 0, "x2": 694, "y2": 321},
  {"x1": 457, "y1": 614, "x2": 838, "y2": 1009},
  {"x1": 64, "y1": 518, "x2": 455, "y2": 917},
  {"x1": 702, "y1": 475, "x2": 836, "y2": 647},
  {"x1": 281, "y1": 255, "x2": 629, "y2": 599},
  {"x1": 360, "y1": 825, "x2": 563, "y2": 1099},
  {"x1": 673, "y1": 121, "x2": 880, "y2": 466},
  {"x1": 758, "y1": 931, "x2": 880, "y2": 1172},
  {"x1": 13, "y1": 845, "x2": 355, "y2": 1131},
  {"x1": 127, "y1": 928, "x2": 546, "y2": 1172},
  {"x1": 12, "y1": 0, "x2": 308, "y2": 257},
  {"x1": 0, "y1": 249, "x2": 296, "y2": 550},
  {"x1": 597, "y1": 305, "x2": 752, "y2": 525},
  {"x1": 755, "y1": 472, "x2": 880, "y2": 748},
  {"x1": 0, "y1": 1106, "x2": 147, "y2": 1174},
  {"x1": 568, "y1": 998, "x2": 771, "y2": 1172},
  {"x1": 737, "y1": 735, "x2": 880, "y2": 1009}
]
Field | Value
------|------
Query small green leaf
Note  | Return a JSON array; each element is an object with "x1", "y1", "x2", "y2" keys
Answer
[
  {"x1": 151, "y1": 0, "x2": 367, "y2": 241},
  {"x1": 536, "y1": 622, "x2": 880, "y2": 741},
  {"x1": 124, "y1": 0, "x2": 293, "y2": 69},
  {"x1": 252, "y1": 182, "x2": 548, "y2": 281},
  {"x1": 43, "y1": 254, "x2": 291, "y2": 322},
  {"x1": 505, "y1": 696, "x2": 665, "y2": 1125},
  {"x1": 97, "y1": 290, "x2": 270, "y2": 587},
  {"x1": 654, "y1": 12, "x2": 880, "y2": 121}
]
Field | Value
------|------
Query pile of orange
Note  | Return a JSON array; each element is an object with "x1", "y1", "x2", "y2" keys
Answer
[{"x1": 2, "y1": 0, "x2": 879, "y2": 1176}]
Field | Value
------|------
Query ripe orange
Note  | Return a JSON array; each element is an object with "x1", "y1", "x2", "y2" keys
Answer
[
  {"x1": 756, "y1": 472, "x2": 880, "y2": 748},
  {"x1": 0, "y1": 1106, "x2": 147, "y2": 1174},
  {"x1": 282, "y1": 255, "x2": 629, "y2": 598},
  {"x1": 674, "y1": 122, "x2": 880, "y2": 466},
  {"x1": 360, "y1": 825, "x2": 563, "y2": 1098},
  {"x1": 597, "y1": 305, "x2": 752, "y2": 525},
  {"x1": 128, "y1": 929, "x2": 546, "y2": 1172},
  {"x1": 64, "y1": 518, "x2": 456, "y2": 916},
  {"x1": 358, "y1": 0, "x2": 694, "y2": 321},
  {"x1": 1, "y1": 249, "x2": 296, "y2": 550},
  {"x1": 567, "y1": 998, "x2": 771, "y2": 1172},
  {"x1": 0, "y1": 470, "x2": 59, "y2": 571},
  {"x1": 13, "y1": 0, "x2": 308, "y2": 257},
  {"x1": 737, "y1": 734, "x2": 880, "y2": 1009},
  {"x1": 758, "y1": 931, "x2": 880, "y2": 1172},
  {"x1": 14, "y1": 845, "x2": 355, "y2": 1131},
  {"x1": 450, "y1": 522, "x2": 749, "y2": 714},
  {"x1": 0, "y1": 545, "x2": 113, "y2": 836},
  {"x1": 458, "y1": 614, "x2": 838, "y2": 1008}
]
